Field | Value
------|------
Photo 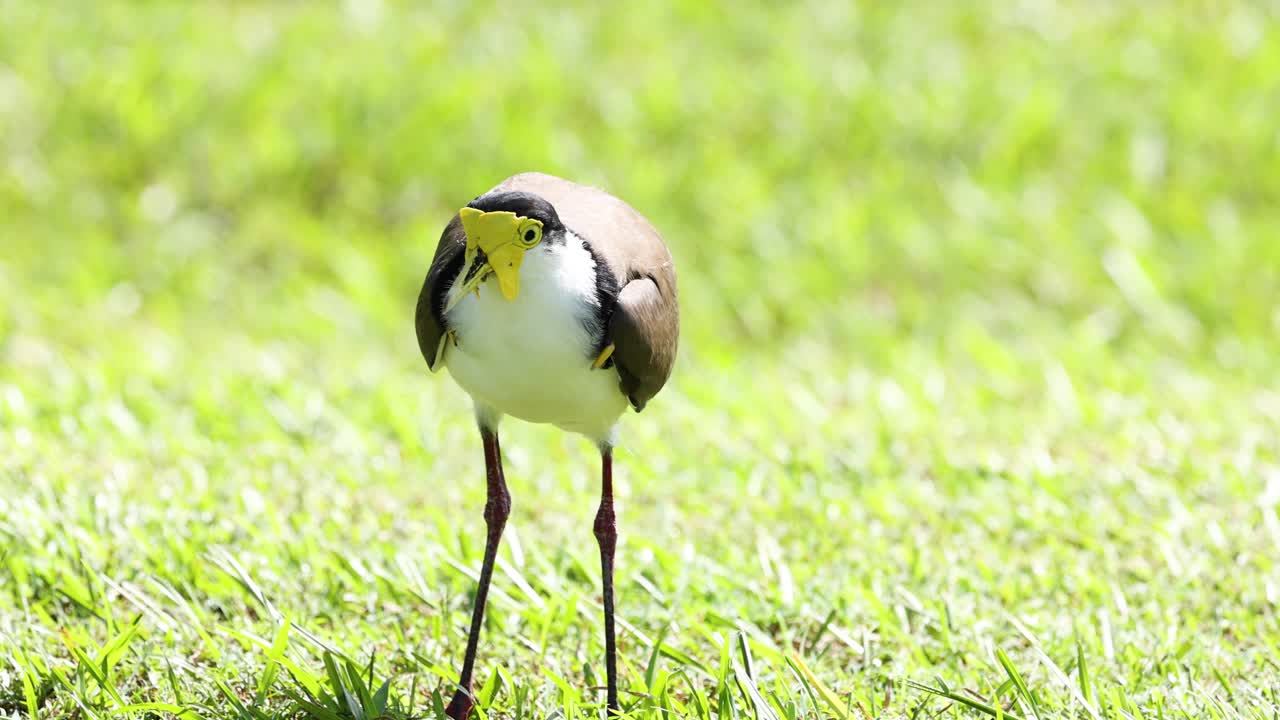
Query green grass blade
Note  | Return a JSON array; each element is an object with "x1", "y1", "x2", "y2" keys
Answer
[
  {"x1": 995, "y1": 648, "x2": 1042, "y2": 720},
  {"x1": 906, "y1": 680, "x2": 1027, "y2": 720},
  {"x1": 785, "y1": 654, "x2": 847, "y2": 720}
]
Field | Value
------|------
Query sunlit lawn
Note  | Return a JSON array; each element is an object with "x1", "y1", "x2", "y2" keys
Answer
[{"x1": 2, "y1": 2, "x2": 1280, "y2": 718}]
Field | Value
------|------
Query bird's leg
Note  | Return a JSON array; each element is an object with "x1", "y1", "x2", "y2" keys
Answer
[
  {"x1": 593, "y1": 446, "x2": 620, "y2": 714},
  {"x1": 446, "y1": 428, "x2": 510, "y2": 720}
]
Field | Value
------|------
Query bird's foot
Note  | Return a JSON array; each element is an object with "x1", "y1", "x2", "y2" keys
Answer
[{"x1": 445, "y1": 689, "x2": 474, "y2": 720}]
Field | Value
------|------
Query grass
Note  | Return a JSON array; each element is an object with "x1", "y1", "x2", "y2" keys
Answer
[{"x1": 3, "y1": 0, "x2": 1280, "y2": 717}]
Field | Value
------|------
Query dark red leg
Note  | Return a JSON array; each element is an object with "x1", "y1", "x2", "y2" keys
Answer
[
  {"x1": 593, "y1": 447, "x2": 620, "y2": 714},
  {"x1": 446, "y1": 429, "x2": 510, "y2": 720}
]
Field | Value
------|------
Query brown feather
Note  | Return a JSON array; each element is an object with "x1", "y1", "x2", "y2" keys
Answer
[{"x1": 414, "y1": 214, "x2": 466, "y2": 370}]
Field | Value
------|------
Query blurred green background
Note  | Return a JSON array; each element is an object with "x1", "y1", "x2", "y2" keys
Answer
[{"x1": 3, "y1": 2, "x2": 1279, "y2": 718}]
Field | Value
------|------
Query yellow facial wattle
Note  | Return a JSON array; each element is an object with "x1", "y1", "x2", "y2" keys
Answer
[{"x1": 447, "y1": 207, "x2": 544, "y2": 310}]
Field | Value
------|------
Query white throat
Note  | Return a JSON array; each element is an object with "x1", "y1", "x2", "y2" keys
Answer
[{"x1": 441, "y1": 233, "x2": 627, "y2": 442}]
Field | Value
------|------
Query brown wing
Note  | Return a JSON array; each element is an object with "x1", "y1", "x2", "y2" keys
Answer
[
  {"x1": 609, "y1": 276, "x2": 679, "y2": 410},
  {"x1": 414, "y1": 214, "x2": 466, "y2": 370},
  {"x1": 489, "y1": 173, "x2": 679, "y2": 410}
]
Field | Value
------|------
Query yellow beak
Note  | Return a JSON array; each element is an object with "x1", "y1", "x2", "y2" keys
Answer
[{"x1": 445, "y1": 207, "x2": 528, "y2": 311}]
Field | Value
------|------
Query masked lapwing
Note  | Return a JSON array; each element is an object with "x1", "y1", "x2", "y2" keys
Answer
[{"x1": 415, "y1": 172, "x2": 679, "y2": 718}]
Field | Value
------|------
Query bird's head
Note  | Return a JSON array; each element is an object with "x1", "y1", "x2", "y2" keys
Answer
[{"x1": 445, "y1": 191, "x2": 564, "y2": 312}]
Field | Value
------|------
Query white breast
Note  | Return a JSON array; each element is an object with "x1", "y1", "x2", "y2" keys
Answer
[{"x1": 442, "y1": 237, "x2": 628, "y2": 444}]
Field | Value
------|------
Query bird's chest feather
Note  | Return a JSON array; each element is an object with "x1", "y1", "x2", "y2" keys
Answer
[{"x1": 442, "y1": 241, "x2": 626, "y2": 437}]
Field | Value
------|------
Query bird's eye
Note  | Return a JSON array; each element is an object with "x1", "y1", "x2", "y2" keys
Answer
[{"x1": 517, "y1": 219, "x2": 543, "y2": 247}]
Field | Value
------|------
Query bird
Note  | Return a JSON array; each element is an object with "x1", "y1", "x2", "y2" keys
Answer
[{"x1": 415, "y1": 172, "x2": 679, "y2": 719}]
